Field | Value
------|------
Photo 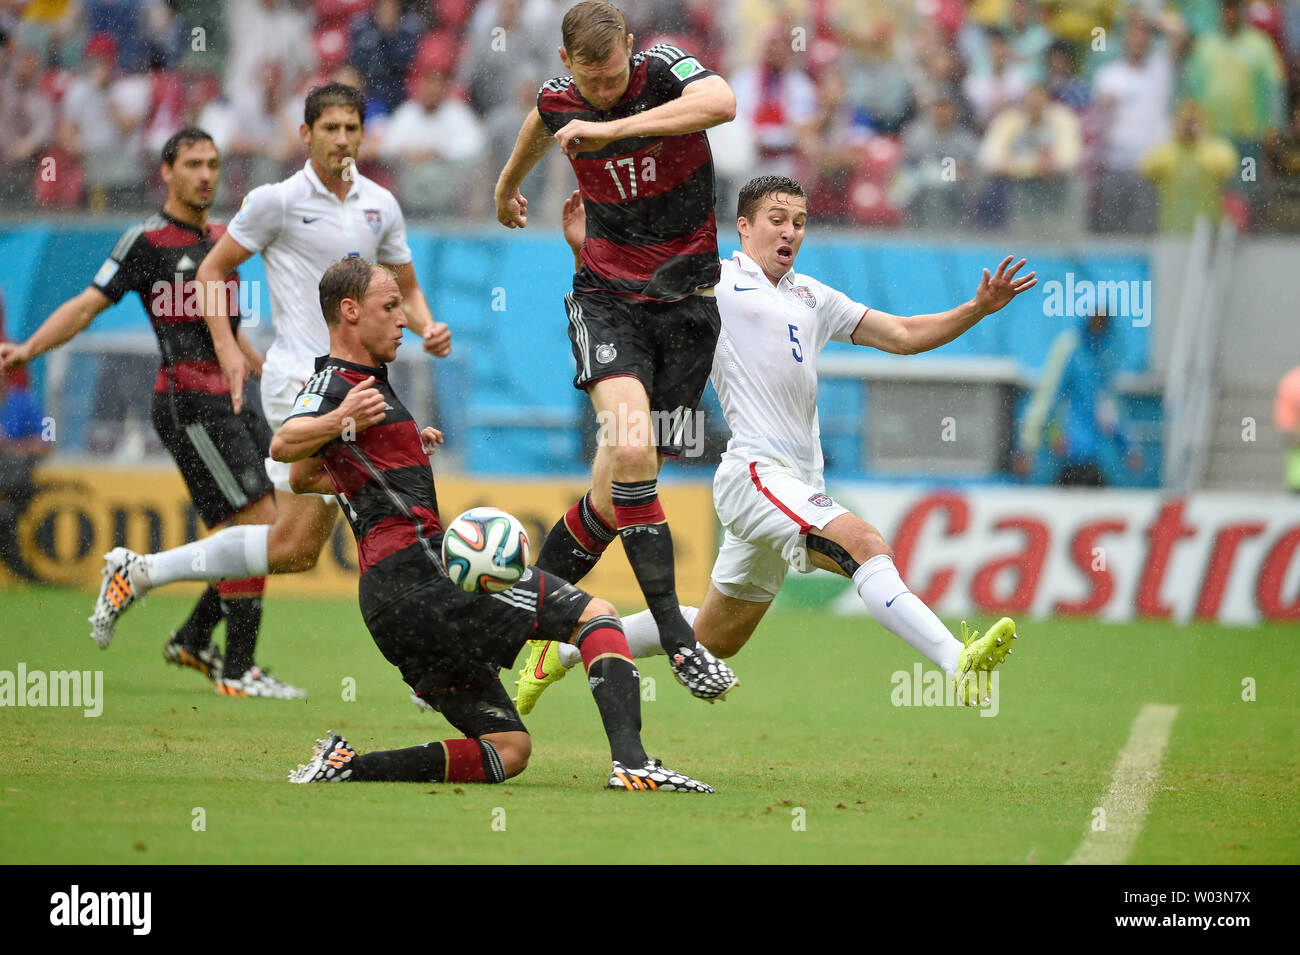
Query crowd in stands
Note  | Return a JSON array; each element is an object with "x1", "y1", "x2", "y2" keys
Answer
[{"x1": 1, "y1": 0, "x2": 1299, "y2": 234}]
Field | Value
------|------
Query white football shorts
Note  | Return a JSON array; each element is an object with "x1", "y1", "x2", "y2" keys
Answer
[{"x1": 710, "y1": 457, "x2": 849, "y2": 602}]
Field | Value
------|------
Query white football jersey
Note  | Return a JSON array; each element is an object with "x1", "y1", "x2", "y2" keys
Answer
[
  {"x1": 227, "y1": 159, "x2": 412, "y2": 393},
  {"x1": 712, "y1": 251, "x2": 868, "y2": 482}
]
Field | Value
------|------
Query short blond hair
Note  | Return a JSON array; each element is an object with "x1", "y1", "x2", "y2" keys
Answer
[{"x1": 561, "y1": 1, "x2": 628, "y2": 63}]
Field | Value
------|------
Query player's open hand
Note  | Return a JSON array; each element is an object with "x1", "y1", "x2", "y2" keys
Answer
[
  {"x1": 336, "y1": 375, "x2": 387, "y2": 434},
  {"x1": 422, "y1": 321, "x2": 452, "y2": 358},
  {"x1": 554, "y1": 119, "x2": 613, "y2": 157},
  {"x1": 419, "y1": 426, "x2": 444, "y2": 456},
  {"x1": 561, "y1": 190, "x2": 586, "y2": 253},
  {"x1": 496, "y1": 188, "x2": 529, "y2": 229},
  {"x1": 975, "y1": 256, "x2": 1036, "y2": 316}
]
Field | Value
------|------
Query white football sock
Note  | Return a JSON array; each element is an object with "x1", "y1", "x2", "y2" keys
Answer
[
  {"x1": 143, "y1": 524, "x2": 270, "y2": 587},
  {"x1": 853, "y1": 554, "x2": 961, "y2": 675},
  {"x1": 556, "y1": 605, "x2": 698, "y2": 669}
]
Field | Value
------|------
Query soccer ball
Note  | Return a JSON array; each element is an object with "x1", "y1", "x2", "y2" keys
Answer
[{"x1": 442, "y1": 507, "x2": 530, "y2": 593}]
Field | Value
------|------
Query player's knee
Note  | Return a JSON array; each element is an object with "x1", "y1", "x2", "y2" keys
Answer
[
  {"x1": 859, "y1": 528, "x2": 892, "y2": 562},
  {"x1": 579, "y1": 597, "x2": 618, "y2": 625},
  {"x1": 488, "y1": 734, "x2": 531, "y2": 778},
  {"x1": 607, "y1": 440, "x2": 658, "y2": 479}
]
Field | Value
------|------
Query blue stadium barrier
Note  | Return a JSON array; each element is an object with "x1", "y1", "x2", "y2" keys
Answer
[{"x1": 0, "y1": 222, "x2": 1154, "y2": 482}]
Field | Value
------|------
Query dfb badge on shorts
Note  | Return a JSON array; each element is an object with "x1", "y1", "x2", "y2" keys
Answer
[
  {"x1": 595, "y1": 343, "x2": 617, "y2": 364},
  {"x1": 792, "y1": 286, "x2": 816, "y2": 308},
  {"x1": 809, "y1": 492, "x2": 834, "y2": 507}
]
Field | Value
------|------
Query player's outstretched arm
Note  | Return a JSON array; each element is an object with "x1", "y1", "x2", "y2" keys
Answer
[
  {"x1": 196, "y1": 232, "x2": 256, "y2": 411},
  {"x1": 553, "y1": 75, "x2": 736, "y2": 157},
  {"x1": 851, "y1": 256, "x2": 1036, "y2": 355},
  {"x1": 0, "y1": 287, "x2": 112, "y2": 371},
  {"x1": 270, "y1": 375, "x2": 387, "y2": 463},
  {"x1": 495, "y1": 108, "x2": 556, "y2": 229}
]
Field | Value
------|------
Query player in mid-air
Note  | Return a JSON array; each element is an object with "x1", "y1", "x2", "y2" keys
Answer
[
  {"x1": 273, "y1": 257, "x2": 712, "y2": 792},
  {"x1": 517, "y1": 177, "x2": 1034, "y2": 711},
  {"x1": 88, "y1": 84, "x2": 452, "y2": 684},
  {"x1": 0, "y1": 128, "x2": 304, "y2": 698},
  {"x1": 494, "y1": 0, "x2": 739, "y2": 702}
]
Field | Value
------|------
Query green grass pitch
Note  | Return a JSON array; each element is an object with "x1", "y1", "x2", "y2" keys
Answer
[{"x1": 2, "y1": 586, "x2": 1297, "y2": 864}]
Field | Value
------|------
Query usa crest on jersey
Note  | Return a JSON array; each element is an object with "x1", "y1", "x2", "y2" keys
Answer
[
  {"x1": 792, "y1": 286, "x2": 817, "y2": 308},
  {"x1": 364, "y1": 208, "x2": 382, "y2": 234}
]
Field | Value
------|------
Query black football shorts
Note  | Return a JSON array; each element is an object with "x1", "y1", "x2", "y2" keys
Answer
[
  {"x1": 361, "y1": 566, "x2": 591, "y2": 738},
  {"x1": 151, "y1": 391, "x2": 275, "y2": 528},
  {"x1": 564, "y1": 288, "x2": 720, "y2": 456}
]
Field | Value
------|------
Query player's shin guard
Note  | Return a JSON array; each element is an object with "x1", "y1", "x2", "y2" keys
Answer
[
  {"x1": 853, "y1": 555, "x2": 961, "y2": 675},
  {"x1": 535, "y1": 491, "x2": 616, "y2": 584},
  {"x1": 175, "y1": 584, "x2": 223, "y2": 650},
  {"x1": 218, "y1": 577, "x2": 265, "y2": 679},
  {"x1": 574, "y1": 615, "x2": 649, "y2": 767},
  {"x1": 346, "y1": 738, "x2": 507, "y2": 783},
  {"x1": 612, "y1": 480, "x2": 696, "y2": 654}
]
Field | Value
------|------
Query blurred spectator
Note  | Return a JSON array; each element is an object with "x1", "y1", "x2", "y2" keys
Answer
[
  {"x1": 733, "y1": 26, "x2": 817, "y2": 178},
  {"x1": 172, "y1": 0, "x2": 228, "y2": 67},
  {"x1": 1044, "y1": 40, "x2": 1089, "y2": 112},
  {"x1": 1183, "y1": 0, "x2": 1285, "y2": 160},
  {"x1": 60, "y1": 32, "x2": 151, "y2": 210},
  {"x1": 349, "y1": 0, "x2": 421, "y2": 117},
  {"x1": 900, "y1": 89, "x2": 981, "y2": 229},
  {"x1": 1140, "y1": 100, "x2": 1238, "y2": 233},
  {"x1": 963, "y1": 28, "x2": 1029, "y2": 129},
  {"x1": 378, "y1": 69, "x2": 487, "y2": 217},
  {"x1": 1259, "y1": 100, "x2": 1300, "y2": 230},
  {"x1": 979, "y1": 83, "x2": 1082, "y2": 231},
  {"x1": 841, "y1": 19, "x2": 915, "y2": 134},
  {"x1": 15, "y1": 0, "x2": 82, "y2": 68},
  {"x1": 0, "y1": 45, "x2": 55, "y2": 206},
  {"x1": 1006, "y1": 0, "x2": 1053, "y2": 81},
  {"x1": 797, "y1": 62, "x2": 873, "y2": 223},
  {"x1": 456, "y1": 0, "x2": 552, "y2": 117},
  {"x1": 486, "y1": 65, "x2": 561, "y2": 218},
  {"x1": 224, "y1": 0, "x2": 314, "y2": 122},
  {"x1": 1013, "y1": 308, "x2": 1141, "y2": 487},
  {"x1": 1090, "y1": 16, "x2": 1173, "y2": 233},
  {"x1": 1275, "y1": 364, "x2": 1300, "y2": 492},
  {"x1": 227, "y1": 61, "x2": 300, "y2": 189},
  {"x1": 84, "y1": 0, "x2": 149, "y2": 71},
  {"x1": 912, "y1": 41, "x2": 976, "y2": 128}
]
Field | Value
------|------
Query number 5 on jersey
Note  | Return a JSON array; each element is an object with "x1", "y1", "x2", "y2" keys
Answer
[{"x1": 788, "y1": 324, "x2": 803, "y2": 363}]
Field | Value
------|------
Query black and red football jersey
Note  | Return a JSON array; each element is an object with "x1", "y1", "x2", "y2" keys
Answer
[
  {"x1": 92, "y1": 211, "x2": 241, "y2": 396},
  {"x1": 537, "y1": 43, "x2": 721, "y2": 302},
  {"x1": 286, "y1": 355, "x2": 444, "y2": 591}
]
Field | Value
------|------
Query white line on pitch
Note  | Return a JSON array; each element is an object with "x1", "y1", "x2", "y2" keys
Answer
[{"x1": 1066, "y1": 703, "x2": 1180, "y2": 866}]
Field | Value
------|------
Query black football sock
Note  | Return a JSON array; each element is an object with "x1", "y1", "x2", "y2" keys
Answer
[
  {"x1": 611, "y1": 479, "x2": 696, "y2": 654},
  {"x1": 219, "y1": 595, "x2": 261, "y2": 679},
  {"x1": 348, "y1": 738, "x2": 505, "y2": 783},
  {"x1": 575, "y1": 615, "x2": 649, "y2": 767},
  {"x1": 534, "y1": 491, "x2": 616, "y2": 584},
  {"x1": 174, "y1": 585, "x2": 223, "y2": 650}
]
